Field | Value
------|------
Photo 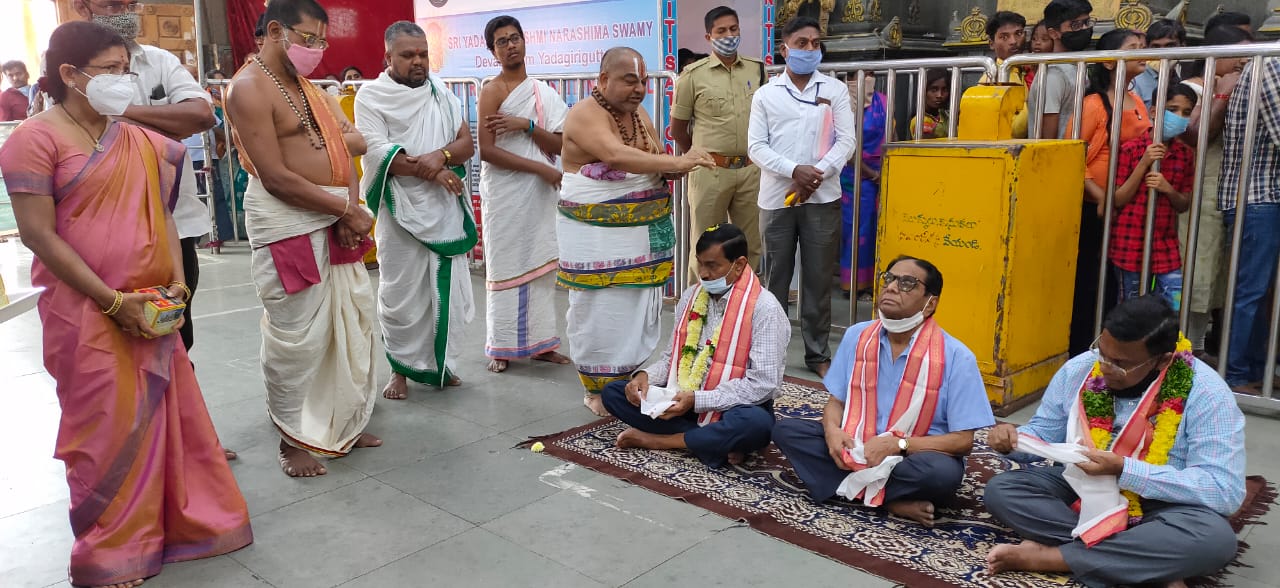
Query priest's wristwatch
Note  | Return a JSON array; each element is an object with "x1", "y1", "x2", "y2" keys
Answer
[{"x1": 897, "y1": 437, "x2": 909, "y2": 456}]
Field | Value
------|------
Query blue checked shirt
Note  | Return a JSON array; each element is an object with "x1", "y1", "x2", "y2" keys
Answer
[
  {"x1": 641, "y1": 284, "x2": 791, "y2": 413},
  {"x1": 1015, "y1": 352, "x2": 1247, "y2": 516},
  {"x1": 1217, "y1": 56, "x2": 1280, "y2": 212}
]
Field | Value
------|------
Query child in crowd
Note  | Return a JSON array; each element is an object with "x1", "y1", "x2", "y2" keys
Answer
[{"x1": 1107, "y1": 83, "x2": 1198, "y2": 309}]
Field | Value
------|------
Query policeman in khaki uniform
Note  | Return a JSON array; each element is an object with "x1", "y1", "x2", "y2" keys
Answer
[{"x1": 672, "y1": 5, "x2": 767, "y2": 280}]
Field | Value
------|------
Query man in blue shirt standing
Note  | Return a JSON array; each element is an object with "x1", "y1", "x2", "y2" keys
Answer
[
  {"x1": 984, "y1": 295, "x2": 1245, "y2": 587},
  {"x1": 772, "y1": 256, "x2": 995, "y2": 526}
]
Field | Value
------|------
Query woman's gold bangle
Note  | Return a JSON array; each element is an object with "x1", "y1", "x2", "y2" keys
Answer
[
  {"x1": 102, "y1": 290, "x2": 124, "y2": 316},
  {"x1": 441, "y1": 148, "x2": 452, "y2": 166},
  {"x1": 169, "y1": 281, "x2": 192, "y2": 301}
]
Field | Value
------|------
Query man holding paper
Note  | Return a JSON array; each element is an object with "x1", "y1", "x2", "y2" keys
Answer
[
  {"x1": 771, "y1": 256, "x2": 994, "y2": 526},
  {"x1": 984, "y1": 295, "x2": 1245, "y2": 587},
  {"x1": 601, "y1": 224, "x2": 789, "y2": 468}
]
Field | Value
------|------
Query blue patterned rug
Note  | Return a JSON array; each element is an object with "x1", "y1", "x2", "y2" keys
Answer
[{"x1": 533, "y1": 378, "x2": 1273, "y2": 587}]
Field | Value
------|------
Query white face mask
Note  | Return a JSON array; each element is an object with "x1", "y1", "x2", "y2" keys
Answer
[
  {"x1": 880, "y1": 296, "x2": 934, "y2": 333},
  {"x1": 78, "y1": 71, "x2": 136, "y2": 116}
]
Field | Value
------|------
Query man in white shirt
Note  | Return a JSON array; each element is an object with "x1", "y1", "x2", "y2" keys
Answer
[
  {"x1": 74, "y1": 0, "x2": 218, "y2": 355},
  {"x1": 603, "y1": 224, "x2": 789, "y2": 468},
  {"x1": 747, "y1": 16, "x2": 855, "y2": 378}
]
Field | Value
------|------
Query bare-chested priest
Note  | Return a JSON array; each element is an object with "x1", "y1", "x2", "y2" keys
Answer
[
  {"x1": 226, "y1": 0, "x2": 382, "y2": 477},
  {"x1": 558, "y1": 47, "x2": 715, "y2": 416}
]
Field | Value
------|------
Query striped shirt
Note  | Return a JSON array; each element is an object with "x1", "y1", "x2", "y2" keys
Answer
[
  {"x1": 640, "y1": 284, "x2": 790, "y2": 413},
  {"x1": 1217, "y1": 57, "x2": 1280, "y2": 212},
  {"x1": 1015, "y1": 352, "x2": 1246, "y2": 516}
]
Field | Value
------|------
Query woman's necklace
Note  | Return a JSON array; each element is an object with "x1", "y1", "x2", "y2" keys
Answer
[
  {"x1": 255, "y1": 56, "x2": 325, "y2": 150},
  {"x1": 60, "y1": 105, "x2": 107, "y2": 153},
  {"x1": 591, "y1": 87, "x2": 653, "y2": 153}
]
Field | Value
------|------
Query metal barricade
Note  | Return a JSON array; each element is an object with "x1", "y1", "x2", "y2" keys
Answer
[
  {"x1": 1002, "y1": 45, "x2": 1280, "y2": 413},
  {"x1": 769, "y1": 57, "x2": 997, "y2": 327}
]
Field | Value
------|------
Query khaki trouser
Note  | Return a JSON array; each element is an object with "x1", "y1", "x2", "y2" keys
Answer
[{"x1": 687, "y1": 164, "x2": 762, "y2": 282}]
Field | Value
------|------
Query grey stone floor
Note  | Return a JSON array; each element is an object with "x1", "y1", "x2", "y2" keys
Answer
[{"x1": 2, "y1": 239, "x2": 1279, "y2": 588}]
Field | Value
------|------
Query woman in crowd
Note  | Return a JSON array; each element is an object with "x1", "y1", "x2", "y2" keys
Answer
[
  {"x1": 840, "y1": 80, "x2": 888, "y2": 300},
  {"x1": 1064, "y1": 28, "x2": 1151, "y2": 353},
  {"x1": 0, "y1": 21, "x2": 251, "y2": 588},
  {"x1": 909, "y1": 68, "x2": 952, "y2": 139}
]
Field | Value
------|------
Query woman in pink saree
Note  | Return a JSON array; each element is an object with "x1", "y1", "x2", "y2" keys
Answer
[{"x1": 0, "y1": 22, "x2": 251, "y2": 588}]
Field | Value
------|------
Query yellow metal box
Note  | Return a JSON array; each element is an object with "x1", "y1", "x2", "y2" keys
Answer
[{"x1": 878, "y1": 138, "x2": 1085, "y2": 414}]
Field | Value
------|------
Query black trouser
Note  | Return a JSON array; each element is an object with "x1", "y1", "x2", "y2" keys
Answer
[
  {"x1": 180, "y1": 236, "x2": 200, "y2": 352},
  {"x1": 1069, "y1": 203, "x2": 1117, "y2": 355}
]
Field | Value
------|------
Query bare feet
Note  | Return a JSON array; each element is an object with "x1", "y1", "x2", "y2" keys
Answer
[
  {"x1": 727, "y1": 451, "x2": 746, "y2": 465},
  {"x1": 986, "y1": 540, "x2": 1070, "y2": 575},
  {"x1": 278, "y1": 440, "x2": 326, "y2": 477},
  {"x1": 446, "y1": 374, "x2": 462, "y2": 386},
  {"x1": 614, "y1": 427, "x2": 685, "y2": 451},
  {"x1": 487, "y1": 359, "x2": 508, "y2": 373},
  {"x1": 224, "y1": 449, "x2": 238, "y2": 461},
  {"x1": 354, "y1": 432, "x2": 382, "y2": 448},
  {"x1": 584, "y1": 393, "x2": 608, "y2": 417},
  {"x1": 94, "y1": 580, "x2": 144, "y2": 588},
  {"x1": 810, "y1": 361, "x2": 831, "y2": 379},
  {"x1": 532, "y1": 350, "x2": 572, "y2": 364},
  {"x1": 886, "y1": 499, "x2": 936, "y2": 527},
  {"x1": 382, "y1": 373, "x2": 409, "y2": 400},
  {"x1": 615, "y1": 427, "x2": 647, "y2": 449}
]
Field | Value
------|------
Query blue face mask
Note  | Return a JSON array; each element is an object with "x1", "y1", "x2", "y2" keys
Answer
[
  {"x1": 1162, "y1": 111, "x2": 1191, "y2": 138},
  {"x1": 785, "y1": 48, "x2": 822, "y2": 75},
  {"x1": 700, "y1": 263, "x2": 741, "y2": 296},
  {"x1": 701, "y1": 275, "x2": 730, "y2": 295}
]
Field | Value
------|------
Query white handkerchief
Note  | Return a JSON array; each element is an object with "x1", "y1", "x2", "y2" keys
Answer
[{"x1": 640, "y1": 385, "x2": 678, "y2": 418}]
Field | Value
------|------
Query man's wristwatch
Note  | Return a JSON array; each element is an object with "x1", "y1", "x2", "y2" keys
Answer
[{"x1": 897, "y1": 437, "x2": 909, "y2": 455}]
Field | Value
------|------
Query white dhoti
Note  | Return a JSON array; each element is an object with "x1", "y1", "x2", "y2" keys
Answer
[
  {"x1": 245, "y1": 178, "x2": 377, "y2": 456},
  {"x1": 375, "y1": 203, "x2": 474, "y2": 381},
  {"x1": 357, "y1": 73, "x2": 477, "y2": 386},
  {"x1": 479, "y1": 78, "x2": 567, "y2": 359},
  {"x1": 556, "y1": 168, "x2": 673, "y2": 392}
]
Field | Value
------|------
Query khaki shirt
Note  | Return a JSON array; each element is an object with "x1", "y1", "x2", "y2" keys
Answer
[{"x1": 672, "y1": 55, "x2": 764, "y2": 156}]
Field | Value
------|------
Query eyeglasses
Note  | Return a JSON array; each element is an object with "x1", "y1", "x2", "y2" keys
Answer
[
  {"x1": 92, "y1": 1, "x2": 143, "y2": 15},
  {"x1": 286, "y1": 25, "x2": 328, "y2": 50},
  {"x1": 79, "y1": 65, "x2": 136, "y2": 77},
  {"x1": 1065, "y1": 17, "x2": 1096, "y2": 31},
  {"x1": 1088, "y1": 335, "x2": 1158, "y2": 377},
  {"x1": 494, "y1": 34, "x2": 523, "y2": 49},
  {"x1": 880, "y1": 271, "x2": 922, "y2": 293}
]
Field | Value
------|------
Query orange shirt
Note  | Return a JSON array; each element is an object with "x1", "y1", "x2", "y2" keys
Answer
[{"x1": 1068, "y1": 91, "x2": 1152, "y2": 182}]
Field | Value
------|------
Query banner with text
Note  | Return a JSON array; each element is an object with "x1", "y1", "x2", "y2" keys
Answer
[{"x1": 415, "y1": 0, "x2": 664, "y2": 78}]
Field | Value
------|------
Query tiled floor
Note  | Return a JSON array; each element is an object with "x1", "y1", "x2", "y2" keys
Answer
[{"x1": 2, "y1": 239, "x2": 1278, "y2": 587}]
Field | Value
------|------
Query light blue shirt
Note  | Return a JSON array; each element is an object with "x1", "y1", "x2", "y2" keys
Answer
[
  {"x1": 825, "y1": 321, "x2": 995, "y2": 436},
  {"x1": 1015, "y1": 352, "x2": 1247, "y2": 516}
]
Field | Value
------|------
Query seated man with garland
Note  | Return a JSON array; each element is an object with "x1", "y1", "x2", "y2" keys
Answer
[
  {"x1": 985, "y1": 294, "x2": 1245, "y2": 587},
  {"x1": 771, "y1": 255, "x2": 995, "y2": 526},
  {"x1": 602, "y1": 224, "x2": 789, "y2": 468}
]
